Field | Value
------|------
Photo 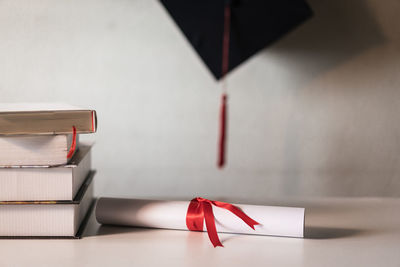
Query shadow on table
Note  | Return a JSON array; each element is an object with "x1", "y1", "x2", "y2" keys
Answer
[
  {"x1": 87, "y1": 225, "x2": 156, "y2": 237},
  {"x1": 99, "y1": 225, "x2": 153, "y2": 236},
  {"x1": 89, "y1": 225, "x2": 367, "y2": 239},
  {"x1": 304, "y1": 226, "x2": 366, "y2": 239}
]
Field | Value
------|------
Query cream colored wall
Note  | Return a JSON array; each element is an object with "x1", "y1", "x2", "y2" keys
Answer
[{"x1": 1, "y1": 0, "x2": 399, "y2": 200}]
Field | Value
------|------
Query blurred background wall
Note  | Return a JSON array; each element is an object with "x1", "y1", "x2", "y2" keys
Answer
[{"x1": 1, "y1": 0, "x2": 399, "y2": 201}]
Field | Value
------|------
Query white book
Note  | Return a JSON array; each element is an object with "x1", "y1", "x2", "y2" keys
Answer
[
  {"x1": 0, "y1": 172, "x2": 94, "y2": 237},
  {"x1": 0, "y1": 103, "x2": 97, "y2": 135},
  {"x1": 0, "y1": 146, "x2": 91, "y2": 201},
  {"x1": 0, "y1": 134, "x2": 79, "y2": 166},
  {"x1": 0, "y1": 103, "x2": 84, "y2": 112}
]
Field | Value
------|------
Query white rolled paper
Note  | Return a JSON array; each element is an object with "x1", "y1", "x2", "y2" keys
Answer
[{"x1": 96, "y1": 198, "x2": 305, "y2": 238}]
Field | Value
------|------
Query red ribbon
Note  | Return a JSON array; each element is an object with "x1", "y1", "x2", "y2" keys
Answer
[
  {"x1": 67, "y1": 126, "x2": 77, "y2": 159},
  {"x1": 186, "y1": 197, "x2": 260, "y2": 247}
]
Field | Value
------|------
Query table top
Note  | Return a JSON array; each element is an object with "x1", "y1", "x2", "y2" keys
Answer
[{"x1": 1, "y1": 197, "x2": 399, "y2": 267}]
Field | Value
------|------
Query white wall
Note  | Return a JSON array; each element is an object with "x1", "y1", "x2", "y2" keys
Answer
[{"x1": 1, "y1": 0, "x2": 399, "y2": 201}]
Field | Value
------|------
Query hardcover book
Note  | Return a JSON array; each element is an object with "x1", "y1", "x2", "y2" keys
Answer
[
  {"x1": 0, "y1": 103, "x2": 96, "y2": 135},
  {"x1": 0, "y1": 171, "x2": 95, "y2": 237},
  {"x1": 0, "y1": 134, "x2": 79, "y2": 166},
  {"x1": 0, "y1": 145, "x2": 92, "y2": 201}
]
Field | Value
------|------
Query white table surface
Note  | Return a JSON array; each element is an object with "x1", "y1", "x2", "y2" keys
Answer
[{"x1": 1, "y1": 197, "x2": 399, "y2": 267}]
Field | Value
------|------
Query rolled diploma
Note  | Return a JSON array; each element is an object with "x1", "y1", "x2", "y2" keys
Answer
[{"x1": 96, "y1": 198, "x2": 305, "y2": 238}]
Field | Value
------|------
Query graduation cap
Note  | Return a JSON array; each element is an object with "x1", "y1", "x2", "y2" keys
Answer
[
  {"x1": 159, "y1": 0, "x2": 313, "y2": 168},
  {"x1": 160, "y1": 0, "x2": 313, "y2": 80}
]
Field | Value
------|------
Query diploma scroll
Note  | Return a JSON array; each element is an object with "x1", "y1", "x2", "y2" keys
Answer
[{"x1": 96, "y1": 198, "x2": 305, "y2": 238}]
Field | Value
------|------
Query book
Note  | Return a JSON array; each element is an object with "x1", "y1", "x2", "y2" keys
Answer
[
  {"x1": 0, "y1": 171, "x2": 95, "y2": 237},
  {"x1": 0, "y1": 103, "x2": 97, "y2": 135},
  {"x1": 0, "y1": 145, "x2": 91, "y2": 201},
  {"x1": 0, "y1": 134, "x2": 79, "y2": 166}
]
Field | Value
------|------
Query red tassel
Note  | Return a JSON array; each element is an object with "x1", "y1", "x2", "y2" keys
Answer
[
  {"x1": 217, "y1": 2, "x2": 231, "y2": 168},
  {"x1": 218, "y1": 94, "x2": 227, "y2": 168}
]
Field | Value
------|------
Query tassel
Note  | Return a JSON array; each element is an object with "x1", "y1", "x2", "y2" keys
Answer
[
  {"x1": 218, "y1": 93, "x2": 227, "y2": 168},
  {"x1": 217, "y1": 2, "x2": 231, "y2": 168},
  {"x1": 218, "y1": 0, "x2": 231, "y2": 169}
]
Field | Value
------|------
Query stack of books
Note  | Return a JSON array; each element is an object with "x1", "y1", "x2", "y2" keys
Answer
[{"x1": 0, "y1": 103, "x2": 97, "y2": 238}]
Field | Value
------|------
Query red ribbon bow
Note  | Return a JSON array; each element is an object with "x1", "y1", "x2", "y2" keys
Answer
[{"x1": 186, "y1": 197, "x2": 260, "y2": 247}]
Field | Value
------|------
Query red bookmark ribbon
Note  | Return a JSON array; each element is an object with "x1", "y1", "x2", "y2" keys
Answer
[
  {"x1": 186, "y1": 197, "x2": 260, "y2": 247},
  {"x1": 67, "y1": 126, "x2": 77, "y2": 159}
]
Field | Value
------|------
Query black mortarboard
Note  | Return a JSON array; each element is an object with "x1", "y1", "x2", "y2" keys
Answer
[
  {"x1": 160, "y1": 0, "x2": 313, "y2": 168},
  {"x1": 160, "y1": 0, "x2": 313, "y2": 80}
]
